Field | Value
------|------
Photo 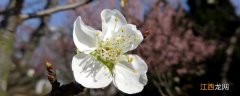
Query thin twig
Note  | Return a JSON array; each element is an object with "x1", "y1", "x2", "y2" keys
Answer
[
  {"x1": 20, "y1": 0, "x2": 93, "y2": 19},
  {"x1": 45, "y1": 62, "x2": 85, "y2": 96}
]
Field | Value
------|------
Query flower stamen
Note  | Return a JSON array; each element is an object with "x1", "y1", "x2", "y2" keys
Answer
[
  {"x1": 90, "y1": 40, "x2": 122, "y2": 73},
  {"x1": 113, "y1": 17, "x2": 118, "y2": 32}
]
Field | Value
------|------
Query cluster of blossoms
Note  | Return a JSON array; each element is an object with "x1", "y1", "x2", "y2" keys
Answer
[
  {"x1": 135, "y1": 2, "x2": 216, "y2": 72},
  {"x1": 72, "y1": 9, "x2": 148, "y2": 94}
]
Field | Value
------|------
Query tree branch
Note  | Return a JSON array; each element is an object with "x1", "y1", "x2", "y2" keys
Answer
[
  {"x1": 20, "y1": 0, "x2": 93, "y2": 20},
  {"x1": 221, "y1": 27, "x2": 240, "y2": 83},
  {"x1": 45, "y1": 62, "x2": 85, "y2": 96},
  {"x1": 0, "y1": 0, "x2": 25, "y2": 30}
]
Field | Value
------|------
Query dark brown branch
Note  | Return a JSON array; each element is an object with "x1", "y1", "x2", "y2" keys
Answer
[
  {"x1": 20, "y1": 0, "x2": 93, "y2": 20},
  {"x1": 45, "y1": 82, "x2": 85, "y2": 96},
  {"x1": 221, "y1": 28, "x2": 240, "y2": 83},
  {"x1": 45, "y1": 62, "x2": 85, "y2": 96},
  {"x1": 0, "y1": 0, "x2": 24, "y2": 29}
]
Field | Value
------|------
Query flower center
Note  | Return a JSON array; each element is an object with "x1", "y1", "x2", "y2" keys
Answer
[
  {"x1": 90, "y1": 16, "x2": 135, "y2": 73},
  {"x1": 90, "y1": 40, "x2": 121, "y2": 73}
]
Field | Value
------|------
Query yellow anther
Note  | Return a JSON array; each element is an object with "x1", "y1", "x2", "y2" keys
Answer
[
  {"x1": 121, "y1": 27, "x2": 125, "y2": 32},
  {"x1": 96, "y1": 31, "x2": 100, "y2": 36},
  {"x1": 115, "y1": 17, "x2": 119, "y2": 22},
  {"x1": 127, "y1": 56, "x2": 133, "y2": 63},
  {"x1": 133, "y1": 70, "x2": 138, "y2": 73}
]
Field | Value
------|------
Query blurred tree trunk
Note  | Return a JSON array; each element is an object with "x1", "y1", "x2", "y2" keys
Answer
[{"x1": 0, "y1": 30, "x2": 14, "y2": 96}]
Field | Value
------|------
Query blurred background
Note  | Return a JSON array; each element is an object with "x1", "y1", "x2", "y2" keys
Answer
[{"x1": 0, "y1": 0, "x2": 240, "y2": 96}]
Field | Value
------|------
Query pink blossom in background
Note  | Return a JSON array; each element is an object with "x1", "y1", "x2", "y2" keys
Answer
[{"x1": 135, "y1": 2, "x2": 217, "y2": 73}]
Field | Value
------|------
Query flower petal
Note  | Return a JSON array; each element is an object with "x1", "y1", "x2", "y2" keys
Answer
[
  {"x1": 73, "y1": 16, "x2": 101, "y2": 53},
  {"x1": 123, "y1": 24, "x2": 143, "y2": 52},
  {"x1": 113, "y1": 55, "x2": 148, "y2": 94},
  {"x1": 72, "y1": 53, "x2": 112, "y2": 88},
  {"x1": 110, "y1": 24, "x2": 143, "y2": 53},
  {"x1": 101, "y1": 9, "x2": 127, "y2": 40}
]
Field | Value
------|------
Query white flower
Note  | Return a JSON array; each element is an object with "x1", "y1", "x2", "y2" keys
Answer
[{"x1": 72, "y1": 9, "x2": 148, "y2": 94}]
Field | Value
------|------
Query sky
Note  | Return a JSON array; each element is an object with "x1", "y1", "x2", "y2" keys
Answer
[{"x1": 230, "y1": 0, "x2": 240, "y2": 16}]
